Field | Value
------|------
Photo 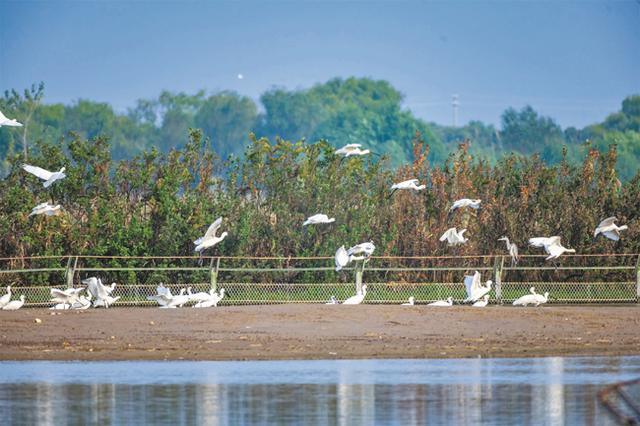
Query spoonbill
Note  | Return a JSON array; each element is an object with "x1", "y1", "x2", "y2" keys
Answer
[
  {"x1": 335, "y1": 246, "x2": 350, "y2": 271},
  {"x1": 193, "y1": 288, "x2": 225, "y2": 308},
  {"x1": 390, "y1": 179, "x2": 426, "y2": 196},
  {"x1": 343, "y1": 285, "x2": 367, "y2": 305},
  {"x1": 194, "y1": 217, "x2": 228, "y2": 255},
  {"x1": 463, "y1": 271, "x2": 492, "y2": 302},
  {"x1": 498, "y1": 236, "x2": 519, "y2": 266},
  {"x1": 50, "y1": 287, "x2": 84, "y2": 307},
  {"x1": 529, "y1": 236, "x2": 575, "y2": 261},
  {"x1": 472, "y1": 295, "x2": 490, "y2": 307},
  {"x1": 325, "y1": 296, "x2": 338, "y2": 305},
  {"x1": 402, "y1": 296, "x2": 415, "y2": 306},
  {"x1": 29, "y1": 202, "x2": 61, "y2": 217},
  {"x1": 449, "y1": 198, "x2": 481, "y2": 214},
  {"x1": 427, "y1": 297, "x2": 453, "y2": 307},
  {"x1": 513, "y1": 291, "x2": 551, "y2": 306},
  {"x1": 439, "y1": 227, "x2": 468, "y2": 246},
  {"x1": 0, "y1": 286, "x2": 11, "y2": 308},
  {"x1": 594, "y1": 217, "x2": 628, "y2": 241},
  {"x1": 2, "y1": 295, "x2": 25, "y2": 310},
  {"x1": 163, "y1": 288, "x2": 192, "y2": 308},
  {"x1": 303, "y1": 214, "x2": 335, "y2": 226},
  {"x1": 335, "y1": 144, "x2": 370, "y2": 157},
  {"x1": 0, "y1": 110, "x2": 22, "y2": 127},
  {"x1": 22, "y1": 164, "x2": 66, "y2": 188}
]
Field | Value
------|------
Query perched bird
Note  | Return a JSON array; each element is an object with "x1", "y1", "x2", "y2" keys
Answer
[
  {"x1": 439, "y1": 227, "x2": 468, "y2": 246},
  {"x1": 325, "y1": 296, "x2": 338, "y2": 305},
  {"x1": 449, "y1": 198, "x2": 481, "y2": 213},
  {"x1": 594, "y1": 217, "x2": 628, "y2": 241},
  {"x1": 29, "y1": 202, "x2": 61, "y2": 217},
  {"x1": 194, "y1": 217, "x2": 228, "y2": 254},
  {"x1": 0, "y1": 110, "x2": 22, "y2": 127},
  {"x1": 342, "y1": 285, "x2": 367, "y2": 305},
  {"x1": 463, "y1": 271, "x2": 492, "y2": 302},
  {"x1": 335, "y1": 144, "x2": 370, "y2": 157},
  {"x1": 498, "y1": 237, "x2": 519, "y2": 266},
  {"x1": 335, "y1": 246, "x2": 350, "y2": 272},
  {"x1": 347, "y1": 241, "x2": 375, "y2": 258},
  {"x1": 528, "y1": 236, "x2": 575, "y2": 261},
  {"x1": 427, "y1": 297, "x2": 453, "y2": 307},
  {"x1": 22, "y1": 164, "x2": 66, "y2": 188},
  {"x1": 303, "y1": 214, "x2": 335, "y2": 226},
  {"x1": 0, "y1": 286, "x2": 12, "y2": 308},
  {"x1": 472, "y1": 295, "x2": 490, "y2": 307},
  {"x1": 390, "y1": 179, "x2": 426, "y2": 196},
  {"x1": 402, "y1": 296, "x2": 415, "y2": 306},
  {"x1": 513, "y1": 290, "x2": 551, "y2": 307},
  {"x1": 2, "y1": 295, "x2": 25, "y2": 310}
]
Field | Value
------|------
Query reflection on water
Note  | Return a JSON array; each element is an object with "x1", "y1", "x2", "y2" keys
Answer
[{"x1": 1, "y1": 356, "x2": 638, "y2": 425}]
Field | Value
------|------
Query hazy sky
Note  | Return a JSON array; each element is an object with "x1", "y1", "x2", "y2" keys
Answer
[{"x1": 1, "y1": 0, "x2": 639, "y2": 128}]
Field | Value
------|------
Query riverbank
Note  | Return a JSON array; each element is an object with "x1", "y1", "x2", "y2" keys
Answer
[{"x1": 1, "y1": 305, "x2": 639, "y2": 360}]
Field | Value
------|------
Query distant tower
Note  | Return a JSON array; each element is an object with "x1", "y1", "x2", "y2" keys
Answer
[{"x1": 452, "y1": 94, "x2": 459, "y2": 127}]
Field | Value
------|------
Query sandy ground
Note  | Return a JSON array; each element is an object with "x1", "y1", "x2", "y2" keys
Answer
[{"x1": 0, "y1": 305, "x2": 639, "y2": 361}]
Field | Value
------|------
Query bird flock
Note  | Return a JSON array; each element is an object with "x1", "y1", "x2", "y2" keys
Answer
[{"x1": 0, "y1": 130, "x2": 632, "y2": 310}]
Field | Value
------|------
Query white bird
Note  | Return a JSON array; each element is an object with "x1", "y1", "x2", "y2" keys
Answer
[
  {"x1": 50, "y1": 287, "x2": 84, "y2": 307},
  {"x1": 2, "y1": 295, "x2": 25, "y2": 310},
  {"x1": 472, "y1": 295, "x2": 490, "y2": 307},
  {"x1": 335, "y1": 245, "x2": 350, "y2": 272},
  {"x1": 427, "y1": 297, "x2": 453, "y2": 307},
  {"x1": 463, "y1": 271, "x2": 492, "y2": 302},
  {"x1": 402, "y1": 296, "x2": 415, "y2": 306},
  {"x1": 29, "y1": 202, "x2": 62, "y2": 217},
  {"x1": 439, "y1": 227, "x2": 468, "y2": 246},
  {"x1": 81, "y1": 277, "x2": 117, "y2": 307},
  {"x1": 594, "y1": 217, "x2": 628, "y2": 241},
  {"x1": 513, "y1": 291, "x2": 550, "y2": 307},
  {"x1": 194, "y1": 217, "x2": 228, "y2": 254},
  {"x1": 92, "y1": 294, "x2": 120, "y2": 308},
  {"x1": 449, "y1": 198, "x2": 481, "y2": 212},
  {"x1": 528, "y1": 236, "x2": 575, "y2": 261},
  {"x1": 325, "y1": 296, "x2": 338, "y2": 305},
  {"x1": 342, "y1": 285, "x2": 367, "y2": 305},
  {"x1": 347, "y1": 241, "x2": 375, "y2": 258},
  {"x1": 498, "y1": 236, "x2": 519, "y2": 266},
  {"x1": 0, "y1": 286, "x2": 12, "y2": 308},
  {"x1": 303, "y1": 214, "x2": 335, "y2": 226},
  {"x1": 22, "y1": 164, "x2": 66, "y2": 188},
  {"x1": 188, "y1": 288, "x2": 216, "y2": 304},
  {"x1": 71, "y1": 294, "x2": 92, "y2": 310},
  {"x1": 193, "y1": 288, "x2": 225, "y2": 308},
  {"x1": 162, "y1": 288, "x2": 192, "y2": 308},
  {"x1": 0, "y1": 110, "x2": 22, "y2": 127},
  {"x1": 50, "y1": 303, "x2": 71, "y2": 310},
  {"x1": 390, "y1": 179, "x2": 426, "y2": 195},
  {"x1": 147, "y1": 284, "x2": 175, "y2": 307},
  {"x1": 335, "y1": 144, "x2": 370, "y2": 157}
]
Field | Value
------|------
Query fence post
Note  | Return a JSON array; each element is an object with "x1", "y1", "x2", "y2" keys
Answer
[
  {"x1": 210, "y1": 257, "x2": 220, "y2": 292},
  {"x1": 65, "y1": 256, "x2": 78, "y2": 289},
  {"x1": 355, "y1": 261, "x2": 364, "y2": 294},
  {"x1": 493, "y1": 256, "x2": 504, "y2": 304},
  {"x1": 636, "y1": 255, "x2": 640, "y2": 303}
]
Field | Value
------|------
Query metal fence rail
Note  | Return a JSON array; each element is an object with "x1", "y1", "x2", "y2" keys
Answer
[{"x1": 0, "y1": 253, "x2": 638, "y2": 307}]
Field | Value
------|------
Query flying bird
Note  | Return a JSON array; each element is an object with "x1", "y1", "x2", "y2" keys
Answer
[
  {"x1": 498, "y1": 236, "x2": 519, "y2": 266},
  {"x1": 22, "y1": 164, "x2": 66, "y2": 188},
  {"x1": 347, "y1": 241, "x2": 375, "y2": 258},
  {"x1": 449, "y1": 198, "x2": 481, "y2": 212},
  {"x1": 303, "y1": 214, "x2": 335, "y2": 226},
  {"x1": 463, "y1": 271, "x2": 492, "y2": 302},
  {"x1": 194, "y1": 217, "x2": 228, "y2": 254},
  {"x1": 594, "y1": 217, "x2": 628, "y2": 241},
  {"x1": 439, "y1": 227, "x2": 468, "y2": 246},
  {"x1": 334, "y1": 246, "x2": 350, "y2": 272},
  {"x1": 0, "y1": 110, "x2": 22, "y2": 127},
  {"x1": 29, "y1": 202, "x2": 61, "y2": 217},
  {"x1": 334, "y1": 144, "x2": 370, "y2": 157},
  {"x1": 390, "y1": 179, "x2": 426, "y2": 196},
  {"x1": 529, "y1": 236, "x2": 575, "y2": 261}
]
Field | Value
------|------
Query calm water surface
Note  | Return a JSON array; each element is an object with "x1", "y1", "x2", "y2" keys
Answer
[{"x1": 0, "y1": 356, "x2": 638, "y2": 425}]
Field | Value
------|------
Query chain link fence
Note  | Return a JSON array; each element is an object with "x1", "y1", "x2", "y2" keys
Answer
[{"x1": 0, "y1": 254, "x2": 638, "y2": 308}]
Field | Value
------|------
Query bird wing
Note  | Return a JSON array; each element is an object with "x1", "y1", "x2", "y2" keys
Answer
[
  {"x1": 545, "y1": 236, "x2": 562, "y2": 248},
  {"x1": 597, "y1": 217, "x2": 617, "y2": 228},
  {"x1": 203, "y1": 217, "x2": 223, "y2": 240},
  {"x1": 603, "y1": 230, "x2": 620, "y2": 241},
  {"x1": 22, "y1": 164, "x2": 53, "y2": 180},
  {"x1": 335, "y1": 246, "x2": 350, "y2": 270},
  {"x1": 463, "y1": 274, "x2": 475, "y2": 299},
  {"x1": 0, "y1": 111, "x2": 6, "y2": 121},
  {"x1": 439, "y1": 228, "x2": 456, "y2": 242},
  {"x1": 50, "y1": 288, "x2": 71, "y2": 299},
  {"x1": 529, "y1": 237, "x2": 550, "y2": 248},
  {"x1": 32, "y1": 202, "x2": 49, "y2": 211},
  {"x1": 449, "y1": 200, "x2": 463, "y2": 211}
]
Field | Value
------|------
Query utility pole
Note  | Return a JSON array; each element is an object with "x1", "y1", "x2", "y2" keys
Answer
[{"x1": 452, "y1": 94, "x2": 459, "y2": 127}]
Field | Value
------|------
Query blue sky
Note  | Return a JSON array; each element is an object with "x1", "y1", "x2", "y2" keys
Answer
[{"x1": 1, "y1": 0, "x2": 639, "y2": 128}]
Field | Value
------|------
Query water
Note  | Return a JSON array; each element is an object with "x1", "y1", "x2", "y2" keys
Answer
[{"x1": 0, "y1": 356, "x2": 638, "y2": 425}]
